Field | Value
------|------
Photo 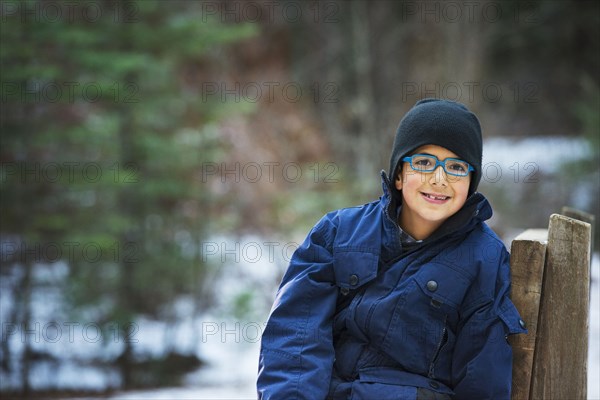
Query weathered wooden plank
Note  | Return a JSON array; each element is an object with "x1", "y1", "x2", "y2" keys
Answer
[
  {"x1": 561, "y1": 206, "x2": 595, "y2": 229},
  {"x1": 509, "y1": 229, "x2": 548, "y2": 400},
  {"x1": 561, "y1": 206, "x2": 595, "y2": 266},
  {"x1": 530, "y1": 214, "x2": 591, "y2": 400}
]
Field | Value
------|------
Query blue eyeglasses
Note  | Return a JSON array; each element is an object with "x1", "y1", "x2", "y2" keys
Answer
[{"x1": 402, "y1": 154, "x2": 474, "y2": 177}]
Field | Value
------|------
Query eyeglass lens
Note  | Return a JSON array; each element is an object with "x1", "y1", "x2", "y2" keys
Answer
[{"x1": 411, "y1": 155, "x2": 469, "y2": 176}]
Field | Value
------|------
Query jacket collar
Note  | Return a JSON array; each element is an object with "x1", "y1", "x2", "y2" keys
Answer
[{"x1": 379, "y1": 170, "x2": 396, "y2": 223}]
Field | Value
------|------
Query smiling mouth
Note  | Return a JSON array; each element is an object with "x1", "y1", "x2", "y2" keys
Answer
[{"x1": 421, "y1": 192, "x2": 451, "y2": 201}]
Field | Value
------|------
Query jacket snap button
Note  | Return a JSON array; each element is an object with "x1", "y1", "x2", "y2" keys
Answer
[
  {"x1": 349, "y1": 274, "x2": 359, "y2": 286},
  {"x1": 340, "y1": 287, "x2": 350, "y2": 296},
  {"x1": 519, "y1": 319, "x2": 527, "y2": 329},
  {"x1": 426, "y1": 280, "x2": 438, "y2": 292},
  {"x1": 429, "y1": 380, "x2": 440, "y2": 389}
]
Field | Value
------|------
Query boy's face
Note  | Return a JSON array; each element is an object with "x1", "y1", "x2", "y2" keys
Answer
[{"x1": 395, "y1": 144, "x2": 471, "y2": 240}]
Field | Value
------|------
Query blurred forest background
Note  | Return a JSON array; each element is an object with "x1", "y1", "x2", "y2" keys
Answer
[{"x1": 1, "y1": 0, "x2": 598, "y2": 397}]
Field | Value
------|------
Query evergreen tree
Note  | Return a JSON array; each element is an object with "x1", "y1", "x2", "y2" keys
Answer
[{"x1": 0, "y1": 0, "x2": 256, "y2": 391}]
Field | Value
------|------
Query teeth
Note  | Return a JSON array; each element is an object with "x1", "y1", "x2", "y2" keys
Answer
[{"x1": 425, "y1": 193, "x2": 449, "y2": 200}]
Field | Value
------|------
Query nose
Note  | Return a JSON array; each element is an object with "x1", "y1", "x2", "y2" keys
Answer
[{"x1": 429, "y1": 165, "x2": 448, "y2": 186}]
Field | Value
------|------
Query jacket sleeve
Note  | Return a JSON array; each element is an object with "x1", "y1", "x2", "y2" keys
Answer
[
  {"x1": 451, "y1": 248, "x2": 527, "y2": 400},
  {"x1": 257, "y1": 214, "x2": 338, "y2": 400}
]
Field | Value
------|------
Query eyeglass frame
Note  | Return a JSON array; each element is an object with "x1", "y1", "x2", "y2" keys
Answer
[{"x1": 401, "y1": 154, "x2": 474, "y2": 177}]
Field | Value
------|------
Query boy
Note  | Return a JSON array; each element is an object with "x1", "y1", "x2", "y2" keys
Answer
[{"x1": 257, "y1": 99, "x2": 527, "y2": 399}]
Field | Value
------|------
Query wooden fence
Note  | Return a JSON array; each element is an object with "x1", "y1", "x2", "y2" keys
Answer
[{"x1": 510, "y1": 211, "x2": 593, "y2": 400}]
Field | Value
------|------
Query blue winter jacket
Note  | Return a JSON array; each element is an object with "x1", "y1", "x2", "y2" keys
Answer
[{"x1": 257, "y1": 172, "x2": 527, "y2": 399}]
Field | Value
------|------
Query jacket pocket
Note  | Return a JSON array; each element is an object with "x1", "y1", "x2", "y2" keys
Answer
[
  {"x1": 333, "y1": 249, "x2": 379, "y2": 292},
  {"x1": 381, "y1": 262, "x2": 470, "y2": 377},
  {"x1": 413, "y1": 262, "x2": 471, "y2": 310}
]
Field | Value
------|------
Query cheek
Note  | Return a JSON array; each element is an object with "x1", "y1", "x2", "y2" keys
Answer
[
  {"x1": 399, "y1": 173, "x2": 423, "y2": 196},
  {"x1": 453, "y1": 181, "x2": 470, "y2": 201}
]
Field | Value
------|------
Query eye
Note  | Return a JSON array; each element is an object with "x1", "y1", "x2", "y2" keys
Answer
[
  {"x1": 447, "y1": 161, "x2": 468, "y2": 173},
  {"x1": 413, "y1": 156, "x2": 434, "y2": 167}
]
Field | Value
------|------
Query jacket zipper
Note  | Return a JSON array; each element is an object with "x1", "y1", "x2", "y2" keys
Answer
[{"x1": 429, "y1": 319, "x2": 448, "y2": 379}]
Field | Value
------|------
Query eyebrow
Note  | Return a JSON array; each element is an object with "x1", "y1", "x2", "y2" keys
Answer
[
  {"x1": 415, "y1": 152, "x2": 443, "y2": 158},
  {"x1": 414, "y1": 153, "x2": 463, "y2": 161}
]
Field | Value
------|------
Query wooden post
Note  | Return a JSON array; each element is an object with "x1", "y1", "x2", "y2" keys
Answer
[
  {"x1": 529, "y1": 214, "x2": 591, "y2": 400},
  {"x1": 561, "y1": 206, "x2": 595, "y2": 267},
  {"x1": 509, "y1": 229, "x2": 548, "y2": 400}
]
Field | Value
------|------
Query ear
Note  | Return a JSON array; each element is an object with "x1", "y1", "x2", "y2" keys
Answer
[{"x1": 394, "y1": 170, "x2": 403, "y2": 191}]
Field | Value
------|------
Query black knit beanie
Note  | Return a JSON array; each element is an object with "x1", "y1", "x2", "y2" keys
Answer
[{"x1": 388, "y1": 98, "x2": 483, "y2": 197}]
